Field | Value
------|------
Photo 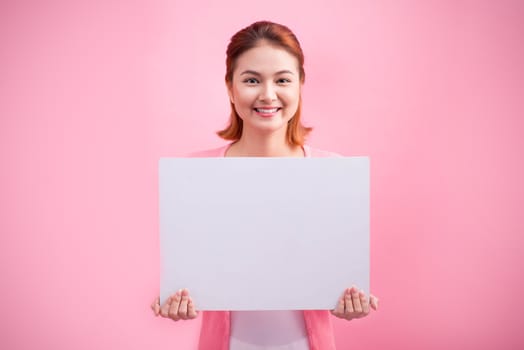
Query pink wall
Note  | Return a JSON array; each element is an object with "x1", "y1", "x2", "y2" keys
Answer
[{"x1": 1, "y1": 0, "x2": 523, "y2": 349}]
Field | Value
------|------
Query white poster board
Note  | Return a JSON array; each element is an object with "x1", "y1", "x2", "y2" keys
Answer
[{"x1": 159, "y1": 157, "x2": 369, "y2": 310}]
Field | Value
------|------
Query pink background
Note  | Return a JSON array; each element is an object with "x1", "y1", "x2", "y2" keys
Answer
[{"x1": 1, "y1": 0, "x2": 523, "y2": 349}]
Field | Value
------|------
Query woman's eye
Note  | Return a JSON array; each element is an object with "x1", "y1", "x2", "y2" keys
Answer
[
  {"x1": 277, "y1": 78, "x2": 291, "y2": 84},
  {"x1": 244, "y1": 78, "x2": 259, "y2": 84}
]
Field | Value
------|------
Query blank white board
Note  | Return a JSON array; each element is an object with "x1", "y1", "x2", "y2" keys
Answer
[{"x1": 159, "y1": 157, "x2": 369, "y2": 310}]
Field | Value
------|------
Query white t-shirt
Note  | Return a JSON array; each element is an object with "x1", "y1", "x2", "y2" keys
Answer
[{"x1": 229, "y1": 311, "x2": 310, "y2": 350}]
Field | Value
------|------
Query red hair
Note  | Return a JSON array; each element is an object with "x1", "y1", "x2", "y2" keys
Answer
[{"x1": 217, "y1": 21, "x2": 312, "y2": 145}]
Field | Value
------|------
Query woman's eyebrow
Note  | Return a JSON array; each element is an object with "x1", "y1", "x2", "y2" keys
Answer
[{"x1": 240, "y1": 70, "x2": 295, "y2": 76}]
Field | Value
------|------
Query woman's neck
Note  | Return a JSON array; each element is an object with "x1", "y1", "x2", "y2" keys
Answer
[{"x1": 226, "y1": 130, "x2": 304, "y2": 157}]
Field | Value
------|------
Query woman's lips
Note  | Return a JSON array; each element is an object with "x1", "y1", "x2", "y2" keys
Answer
[{"x1": 254, "y1": 107, "x2": 281, "y2": 117}]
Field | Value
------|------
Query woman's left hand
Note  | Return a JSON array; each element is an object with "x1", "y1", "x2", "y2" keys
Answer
[{"x1": 331, "y1": 286, "x2": 379, "y2": 321}]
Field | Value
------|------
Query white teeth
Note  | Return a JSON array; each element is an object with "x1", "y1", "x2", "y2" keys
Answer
[{"x1": 256, "y1": 108, "x2": 279, "y2": 113}]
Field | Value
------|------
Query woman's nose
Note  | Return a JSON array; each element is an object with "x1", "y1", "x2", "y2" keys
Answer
[{"x1": 259, "y1": 83, "x2": 277, "y2": 102}]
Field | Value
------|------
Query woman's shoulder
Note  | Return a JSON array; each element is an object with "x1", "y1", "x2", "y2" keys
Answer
[
  {"x1": 304, "y1": 145, "x2": 343, "y2": 158},
  {"x1": 186, "y1": 144, "x2": 342, "y2": 158},
  {"x1": 187, "y1": 144, "x2": 230, "y2": 158}
]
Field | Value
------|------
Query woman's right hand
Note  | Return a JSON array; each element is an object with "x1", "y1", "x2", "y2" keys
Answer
[{"x1": 151, "y1": 289, "x2": 199, "y2": 321}]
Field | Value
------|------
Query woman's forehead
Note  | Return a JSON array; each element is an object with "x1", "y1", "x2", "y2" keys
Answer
[{"x1": 234, "y1": 44, "x2": 299, "y2": 74}]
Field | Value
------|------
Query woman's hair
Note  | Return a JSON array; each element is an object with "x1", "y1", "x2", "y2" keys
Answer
[{"x1": 217, "y1": 21, "x2": 312, "y2": 146}]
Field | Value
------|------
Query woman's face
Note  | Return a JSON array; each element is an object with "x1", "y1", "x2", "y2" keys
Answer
[{"x1": 228, "y1": 43, "x2": 301, "y2": 136}]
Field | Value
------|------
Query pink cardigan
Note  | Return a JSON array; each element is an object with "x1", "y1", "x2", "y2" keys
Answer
[
  {"x1": 189, "y1": 144, "x2": 339, "y2": 159},
  {"x1": 191, "y1": 144, "x2": 340, "y2": 350}
]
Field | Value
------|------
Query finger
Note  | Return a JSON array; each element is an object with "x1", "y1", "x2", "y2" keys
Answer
[
  {"x1": 187, "y1": 297, "x2": 198, "y2": 319},
  {"x1": 344, "y1": 287, "x2": 354, "y2": 317},
  {"x1": 359, "y1": 290, "x2": 370, "y2": 315},
  {"x1": 150, "y1": 297, "x2": 155, "y2": 311},
  {"x1": 168, "y1": 290, "x2": 182, "y2": 321},
  {"x1": 370, "y1": 294, "x2": 379, "y2": 311},
  {"x1": 178, "y1": 289, "x2": 190, "y2": 320},
  {"x1": 160, "y1": 296, "x2": 173, "y2": 317},
  {"x1": 351, "y1": 287, "x2": 363, "y2": 314},
  {"x1": 331, "y1": 294, "x2": 345, "y2": 318},
  {"x1": 151, "y1": 297, "x2": 160, "y2": 316}
]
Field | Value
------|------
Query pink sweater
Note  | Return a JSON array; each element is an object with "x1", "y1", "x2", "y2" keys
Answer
[{"x1": 191, "y1": 144, "x2": 340, "y2": 350}]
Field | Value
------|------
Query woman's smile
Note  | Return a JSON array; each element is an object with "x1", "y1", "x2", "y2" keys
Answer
[{"x1": 254, "y1": 106, "x2": 282, "y2": 118}]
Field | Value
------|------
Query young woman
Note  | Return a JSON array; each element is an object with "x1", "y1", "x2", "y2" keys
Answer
[{"x1": 151, "y1": 21, "x2": 379, "y2": 350}]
